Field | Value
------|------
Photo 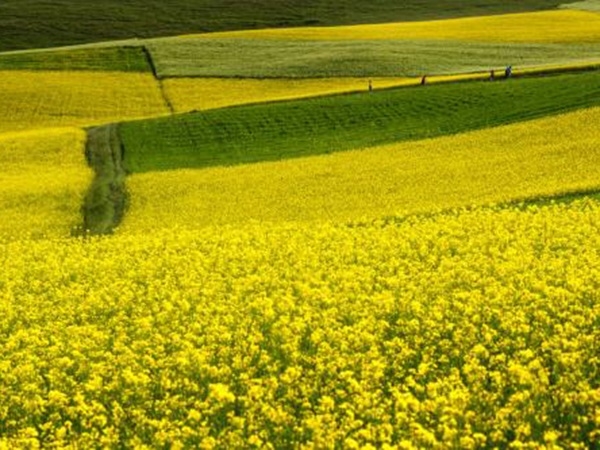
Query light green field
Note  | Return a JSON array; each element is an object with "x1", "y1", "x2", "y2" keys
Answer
[
  {"x1": 149, "y1": 38, "x2": 600, "y2": 78},
  {"x1": 561, "y1": 0, "x2": 600, "y2": 12}
]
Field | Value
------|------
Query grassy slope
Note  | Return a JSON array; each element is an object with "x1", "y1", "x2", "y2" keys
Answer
[
  {"x1": 150, "y1": 39, "x2": 600, "y2": 78},
  {"x1": 120, "y1": 71, "x2": 600, "y2": 173},
  {"x1": 0, "y1": 0, "x2": 569, "y2": 52},
  {"x1": 562, "y1": 0, "x2": 600, "y2": 11},
  {"x1": 0, "y1": 46, "x2": 150, "y2": 72},
  {"x1": 121, "y1": 107, "x2": 600, "y2": 230}
]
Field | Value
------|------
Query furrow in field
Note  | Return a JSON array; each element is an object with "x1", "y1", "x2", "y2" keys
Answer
[{"x1": 82, "y1": 125, "x2": 129, "y2": 235}]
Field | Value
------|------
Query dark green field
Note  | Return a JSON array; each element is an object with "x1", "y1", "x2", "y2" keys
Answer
[
  {"x1": 0, "y1": 0, "x2": 572, "y2": 52},
  {"x1": 0, "y1": 46, "x2": 150, "y2": 72},
  {"x1": 150, "y1": 39, "x2": 600, "y2": 78},
  {"x1": 119, "y1": 71, "x2": 600, "y2": 173}
]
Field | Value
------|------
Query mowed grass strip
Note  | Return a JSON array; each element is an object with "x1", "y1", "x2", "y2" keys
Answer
[
  {"x1": 121, "y1": 107, "x2": 600, "y2": 231},
  {"x1": 149, "y1": 38, "x2": 600, "y2": 78},
  {"x1": 0, "y1": 0, "x2": 568, "y2": 52},
  {"x1": 0, "y1": 46, "x2": 150, "y2": 72},
  {"x1": 0, "y1": 128, "x2": 92, "y2": 240},
  {"x1": 197, "y1": 10, "x2": 600, "y2": 43},
  {"x1": 0, "y1": 70, "x2": 169, "y2": 134},
  {"x1": 120, "y1": 71, "x2": 600, "y2": 173}
]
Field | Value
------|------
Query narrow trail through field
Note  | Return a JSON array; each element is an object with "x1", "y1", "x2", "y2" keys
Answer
[
  {"x1": 78, "y1": 66, "x2": 600, "y2": 234},
  {"x1": 81, "y1": 125, "x2": 128, "y2": 235}
]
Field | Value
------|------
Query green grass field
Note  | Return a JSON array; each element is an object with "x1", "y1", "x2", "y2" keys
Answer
[
  {"x1": 0, "y1": 46, "x2": 150, "y2": 72},
  {"x1": 562, "y1": 0, "x2": 600, "y2": 11},
  {"x1": 119, "y1": 71, "x2": 600, "y2": 173},
  {"x1": 0, "y1": 0, "x2": 570, "y2": 52},
  {"x1": 149, "y1": 38, "x2": 600, "y2": 78}
]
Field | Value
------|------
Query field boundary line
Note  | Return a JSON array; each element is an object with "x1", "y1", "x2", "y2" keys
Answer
[{"x1": 141, "y1": 45, "x2": 175, "y2": 114}]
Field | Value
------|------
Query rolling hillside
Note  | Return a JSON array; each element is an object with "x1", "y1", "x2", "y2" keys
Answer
[
  {"x1": 0, "y1": 2, "x2": 599, "y2": 448},
  {"x1": 0, "y1": 71, "x2": 167, "y2": 133},
  {"x1": 0, "y1": 0, "x2": 573, "y2": 51},
  {"x1": 121, "y1": 107, "x2": 600, "y2": 231},
  {"x1": 120, "y1": 71, "x2": 600, "y2": 173}
]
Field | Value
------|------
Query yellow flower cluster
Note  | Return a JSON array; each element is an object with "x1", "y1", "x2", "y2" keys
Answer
[
  {"x1": 0, "y1": 198, "x2": 598, "y2": 447},
  {"x1": 189, "y1": 10, "x2": 600, "y2": 44},
  {"x1": 0, "y1": 70, "x2": 168, "y2": 133},
  {"x1": 163, "y1": 66, "x2": 600, "y2": 112},
  {"x1": 162, "y1": 77, "x2": 413, "y2": 113},
  {"x1": 0, "y1": 128, "x2": 92, "y2": 240},
  {"x1": 121, "y1": 106, "x2": 600, "y2": 232}
]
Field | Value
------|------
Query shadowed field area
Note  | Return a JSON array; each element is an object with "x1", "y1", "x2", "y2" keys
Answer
[{"x1": 0, "y1": 0, "x2": 572, "y2": 51}]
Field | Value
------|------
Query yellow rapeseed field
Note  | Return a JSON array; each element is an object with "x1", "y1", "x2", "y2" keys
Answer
[
  {"x1": 121, "y1": 107, "x2": 600, "y2": 232},
  {"x1": 0, "y1": 70, "x2": 168, "y2": 133},
  {"x1": 163, "y1": 77, "x2": 413, "y2": 113},
  {"x1": 191, "y1": 10, "x2": 600, "y2": 44},
  {"x1": 0, "y1": 199, "x2": 598, "y2": 447},
  {"x1": 0, "y1": 128, "x2": 92, "y2": 239}
]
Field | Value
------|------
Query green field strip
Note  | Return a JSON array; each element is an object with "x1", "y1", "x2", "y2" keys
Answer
[
  {"x1": 119, "y1": 71, "x2": 600, "y2": 174},
  {"x1": 82, "y1": 125, "x2": 128, "y2": 235},
  {"x1": 149, "y1": 38, "x2": 600, "y2": 78},
  {"x1": 0, "y1": 46, "x2": 150, "y2": 72},
  {"x1": 561, "y1": 0, "x2": 600, "y2": 12},
  {"x1": 0, "y1": 0, "x2": 568, "y2": 52}
]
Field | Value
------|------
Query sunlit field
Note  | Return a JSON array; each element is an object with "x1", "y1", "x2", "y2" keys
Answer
[
  {"x1": 1, "y1": 2, "x2": 599, "y2": 448},
  {"x1": 1, "y1": 198, "x2": 599, "y2": 448},
  {"x1": 163, "y1": 77, "x2": 413, "y2": 113},
  {"x1": 121, "y1": 107, "x2": 600, "y2": 231},
  {"x1": 0, "y1": 70, "x2": 168, "y2": 133},
  {"x1": 192, "y1": 10, "x2": 600, "y2": 43},
  {"x1": 0, "y1": 128, "x2": 92, "y2": 239}
]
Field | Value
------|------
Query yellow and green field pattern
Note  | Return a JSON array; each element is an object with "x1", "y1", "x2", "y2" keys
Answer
[
  {"x1": 0, "y1": 128, "x2": 92, "y2": 240},
  {"x1": 122, "y1": 106, "x2": 600, "y2": 232},
  {"x1": 163, "y1": 77, "x2": 412, "y2": 113},
  {"x1": 1, "y1": 197, "x2": 598, "y2": 448},
  {"x1": 198, "y1": 10, "x2": 600, "y2": 43}
]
